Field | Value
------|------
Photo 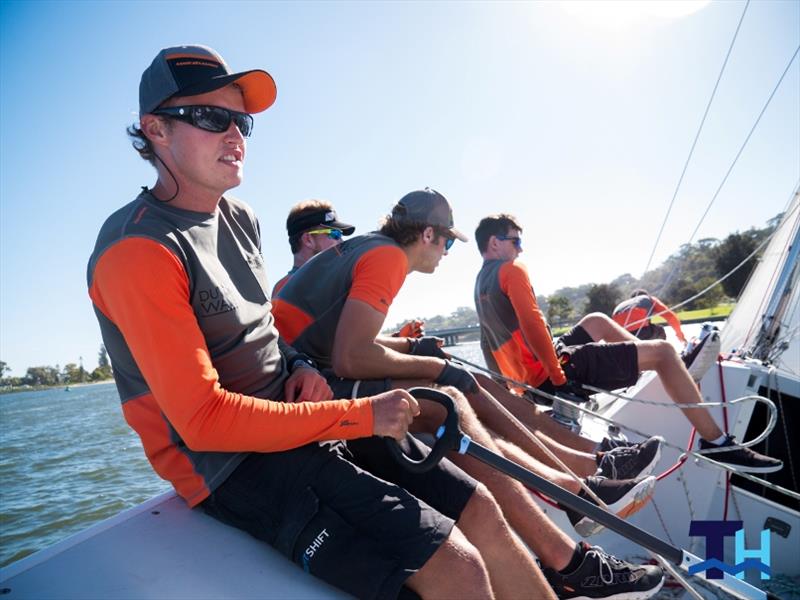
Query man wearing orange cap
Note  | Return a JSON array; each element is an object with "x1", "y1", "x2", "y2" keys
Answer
[{"x1": 87, "y1": 44, "x2": 565, "y2": 599}]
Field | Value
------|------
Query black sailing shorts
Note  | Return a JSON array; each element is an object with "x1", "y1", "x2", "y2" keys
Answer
[
  {"x1": 202, "y1": 437, "x2": 477, "y2": 600},
  {"x1": 553, "y1": 324, "x2": 640, "y2": 391},
  {"x1": 629, "y1": 323, "x2": 667, "y2": 341}
]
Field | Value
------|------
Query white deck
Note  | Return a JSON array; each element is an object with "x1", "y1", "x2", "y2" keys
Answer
[{"x1": 0, "y1": 492, "x2": 350, "y2": 599}]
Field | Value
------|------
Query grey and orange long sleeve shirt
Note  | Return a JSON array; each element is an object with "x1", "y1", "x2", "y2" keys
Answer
[{"x1": 87, "y1": 191, "x2": 373, "y2": 507}]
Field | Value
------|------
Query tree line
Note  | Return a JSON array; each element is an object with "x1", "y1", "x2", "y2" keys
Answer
[
  {"x1": 0, "y1": 345, "x2": 113, "y2": 389},
  {"x1": 387, "y1": 215, "x2": 779, "y2": 331}
]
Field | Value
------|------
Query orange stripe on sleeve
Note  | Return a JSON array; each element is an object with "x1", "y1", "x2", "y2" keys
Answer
[
  {"x1": 653, "y1": 297, "x2": 686, "y2": 343},
  {"x1": 499, "y1": 261, "x2": 567, "y2": 386},
  {"x1": 349, "y1": 245, "x2": 408, "y2": 314},
  {"x1": 89, "y1": 237, "x2": 373, "y2": 453},
  {"x1": 271, "y1": 298, "x2": 314, "y2": 344}
]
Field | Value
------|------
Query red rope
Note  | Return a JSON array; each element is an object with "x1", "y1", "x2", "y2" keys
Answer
[{"x1": 717, "y1": 356, "x2": 732, "y2": 521}]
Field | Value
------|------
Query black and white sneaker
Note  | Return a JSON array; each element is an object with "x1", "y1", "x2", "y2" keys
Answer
[
  {"x1": 542, "y1": 542, "x2": 664, "y2": 599},
  {"x1": 681, "y1": 323, "x2": 721, "y2": 382},
  {"x1": 566, "y1": 476, "x2": 656, "y2": 537},
  {"x1": 697, "y1": 434, "x2": 783, "y2": 473},
  {"x1": 597, "y1": 436, "x2": 663, "y2": 481},
  {"x1": 598, "y1": 437, "x2": 637, "y2": 452}
]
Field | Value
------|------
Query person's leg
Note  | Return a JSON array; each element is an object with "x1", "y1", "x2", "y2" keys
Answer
[
  {"x1": 346, "y1": 434, "x2": 557, "y2": 599},
  {"x1": 577, "y1": 312, "x2": 639, "y2": 343},
  {"x1": 405, "y1": 527, "x2": 493, "y2": 599},
  {"x1": 474, "y1": 372, "x2": 599, "y2": 455},
  {"x1": 455, "y1": 484, "x2": 556, "y2": 599},
  {"x1": 203, "y1": 445, "x2": 494, "y2": 600},
  {"x1": 635, "y1": 340, "x2": 723, "y2": 440}
]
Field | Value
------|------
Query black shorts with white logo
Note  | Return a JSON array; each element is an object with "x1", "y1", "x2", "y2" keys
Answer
[
  {"x1": 202, "y1": 437, "x2": 476, "y2": 600},
  {"x1": 553, "y1": 325, "x2": 640, "y2": 391}
]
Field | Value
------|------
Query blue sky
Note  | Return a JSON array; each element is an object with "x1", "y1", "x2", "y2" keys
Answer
[{"x1": 1, "y1": 1, "x2": 798, "y2": 376}]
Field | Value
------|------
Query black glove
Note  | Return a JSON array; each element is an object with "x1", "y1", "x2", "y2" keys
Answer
[
  {"x1": 435, "y1": 360, "x2": 479, "y2": 394},
  {"x1": 408, "y1": 336, "x2": 447, "y2": 359},
  {"x1": 553, "y1": 379, "x2": 590, "y2": 402}
]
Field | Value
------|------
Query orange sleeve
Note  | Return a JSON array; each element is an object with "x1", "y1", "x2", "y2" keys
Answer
[
  {"x1": 500, "y1": 261, "x2": 567, "y2": 386},
  {"x1": 89, "y1": 237, "x2": 373, "y2": 452},
  {"x1": 653, "y1": 297, "x2": 686, "y2": 343},
  {"x1": 349, "y1": 246, "x2": 408, "y2": 314}
]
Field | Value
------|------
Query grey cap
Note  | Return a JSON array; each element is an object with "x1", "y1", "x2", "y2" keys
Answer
[
  {"x1": 393, "y1": 188, "x2": 468, "y2": 242},
  {"x1": 139, "y1": 44, "x2": 276, "y2": 115}
]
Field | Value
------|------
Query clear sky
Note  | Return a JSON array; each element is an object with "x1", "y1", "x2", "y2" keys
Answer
[{"x1": 1, "y1": 0, "x2": 798, "y2": 376}]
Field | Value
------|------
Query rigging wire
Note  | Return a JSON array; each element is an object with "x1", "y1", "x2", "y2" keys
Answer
[
  {"x1": 654, "y1": 44, "x2": 800, "y2": 301},
  {"x1": 642, "y1": 0, "x2": 751, "y2": 277}
]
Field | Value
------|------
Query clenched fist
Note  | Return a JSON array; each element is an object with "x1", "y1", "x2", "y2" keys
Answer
[{"x1": 370, "y1": 389, "x2": 421, "y2": 441}]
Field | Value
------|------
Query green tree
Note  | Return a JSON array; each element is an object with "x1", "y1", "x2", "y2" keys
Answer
[
  {"x1": 546, "y1": 295, "x2": 572, "y2": 325},
  {"x1": 584, "y1": 283, "x2": 622, "y2": 316},
  {"x1": 63, "y1": 363, "x2": 81, "y2": 383},
  {"x1": 98, "y1": 344, "x2": 110, "y2": 369},
  {"x1": 24, "y1": 366, "x2": 60, "y2": 386},
  {"x1": 712, "y1": 230, "x2": 760, "y2": 299}
]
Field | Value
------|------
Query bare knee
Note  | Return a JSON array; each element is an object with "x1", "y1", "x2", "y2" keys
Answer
[
  {"x1": 578, "y1": 313, "x2": 613, "y2": 338},
  {"x1": 407, "y1": 525, "x2": 492, "y2": 598},
  {"x1": 459, "y1": 484, "x2": 511, "y2": 541}
]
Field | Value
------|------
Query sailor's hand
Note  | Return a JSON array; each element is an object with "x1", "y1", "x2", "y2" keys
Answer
[
  {"x1": 408, "y1": 336, "x2": 447, "y2": 358},
  {"x1": 553, "y1": 379, "x2": 590, "y2": 402},
  {"x1": 393, "y1": 319, "x2": 425, "y2": 338},
  {"x1": 284, "y1": 366, "x2": 333, "y2": 403},
  {"x1": 370, "y1": 389, "x2": 420, "y2": 440},
  {"x1": 435, "y1": 360, "x2": 479, "y2": 395}
]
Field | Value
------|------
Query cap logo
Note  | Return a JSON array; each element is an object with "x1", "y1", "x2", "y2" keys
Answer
[{"x1": 324, "y1": 211, "x2": 337, "y2": 222}]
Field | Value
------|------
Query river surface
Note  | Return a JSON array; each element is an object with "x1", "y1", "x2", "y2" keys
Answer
[{"x1": 0, "y1": 341, "x2": 486, "y2": 568}]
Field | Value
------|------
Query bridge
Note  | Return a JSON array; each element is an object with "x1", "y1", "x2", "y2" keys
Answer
[{"x1": 427, "y1": 325, "x2": 481, "y2": 347}]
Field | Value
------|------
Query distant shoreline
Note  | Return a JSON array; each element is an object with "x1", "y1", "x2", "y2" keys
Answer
[{"x1": 0, "y1": 379, "x2": 114, "y2": 396}]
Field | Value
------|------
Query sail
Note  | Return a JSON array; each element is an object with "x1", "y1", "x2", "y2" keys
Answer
[{"x1": 721, "y1": 189, "x2": 800, "y2": 376}]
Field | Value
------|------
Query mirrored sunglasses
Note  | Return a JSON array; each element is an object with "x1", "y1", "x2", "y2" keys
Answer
[
  {"x1": 152, "y1": 105, "x2": 254, "y2": 138},
  {"x1": 306, "y1": 228, "x2": 344, "y2": 241},
  {"x1": 496, "y1": 235, "x2": 522, "y2": 249},
  {"x1": 444, "y1": 237, "x2": 455, "y2": 251}
]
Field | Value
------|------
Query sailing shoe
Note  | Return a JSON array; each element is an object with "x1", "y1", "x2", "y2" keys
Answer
[
  {"x1": 542, "y1": 542, "x2": 665, "y2": 599},
  {"x1": 566, "y1": 476, "x2": 656, "y2": 537},
  {"x1": 697, "y1": 434, "x2": 783, "y2": 473},
  {"x1": 598, "y1": 436, "x2": 637, "y2": 452},
  {"x1": 597, "y1": 436, "x2": 663, "y2": 481},
  {"x1": 680, "y1": 323, "x2": 721, "y2": 382}
]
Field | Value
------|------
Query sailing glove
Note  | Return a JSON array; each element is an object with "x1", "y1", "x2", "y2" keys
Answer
[
  {"x1": 435, "y1": 360, "x2": 479, "y2": 394},
  {"x1": 408, "y1": 336, "x2": 447, "y2": 359},
  {"x1": 553, "y1": 379, "x2": 590, "y2": 402}
]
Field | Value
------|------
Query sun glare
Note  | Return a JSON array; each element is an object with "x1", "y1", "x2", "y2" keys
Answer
[{"x1": 559, "y1": 0, "x2": 710, "y2": 30}]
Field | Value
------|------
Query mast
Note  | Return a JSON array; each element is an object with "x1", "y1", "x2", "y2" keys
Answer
[{"x1": 749, "y1": 188, "x2": 800, "y2": 363}]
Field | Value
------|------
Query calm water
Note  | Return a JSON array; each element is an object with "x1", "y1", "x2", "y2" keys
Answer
[
  {"x1": 0, "y1": 342, "x2": 486, "y2": 568},
  {"x1": 0, "y1": 382, "x2": 170, "y2": 567}
]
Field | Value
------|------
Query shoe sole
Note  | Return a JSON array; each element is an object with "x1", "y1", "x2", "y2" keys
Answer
[
  {"x1": 574, "y1": 476, "x2": 657, "y2": 537},
  {"x1": 687, "y1": 334, "x2": 721, "y2": 382},
  {"x1": 568, "y1": 573, "x2": 665, "y2": 600}
]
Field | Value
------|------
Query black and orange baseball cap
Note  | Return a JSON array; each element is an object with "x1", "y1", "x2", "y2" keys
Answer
[
  {"x1": 139, "y1": 44, "x2": 277, "y2": 115},
  {"x1": 393, "y1": 188, "x2": 468, "y2": 242}
]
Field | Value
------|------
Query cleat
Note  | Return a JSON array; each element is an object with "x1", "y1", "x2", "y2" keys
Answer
[{"x1": 566, "y1": 476, "x2": 656, "y2": 537}]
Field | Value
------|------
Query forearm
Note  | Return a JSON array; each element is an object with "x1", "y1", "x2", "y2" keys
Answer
[
  {"x1": 376, "y1": 335, "x2": 411, "y2": 353},
  {"x1": 334, "y1": 340, "x2": 444, "y2": 381}
]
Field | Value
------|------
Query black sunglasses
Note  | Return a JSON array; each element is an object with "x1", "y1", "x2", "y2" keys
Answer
[
  {"x1": 152, "y1": 105, "x2": 254, "y2": 138},
  {"x1": 496, "y1": 235, "x2": 522, "y2": 249}
]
